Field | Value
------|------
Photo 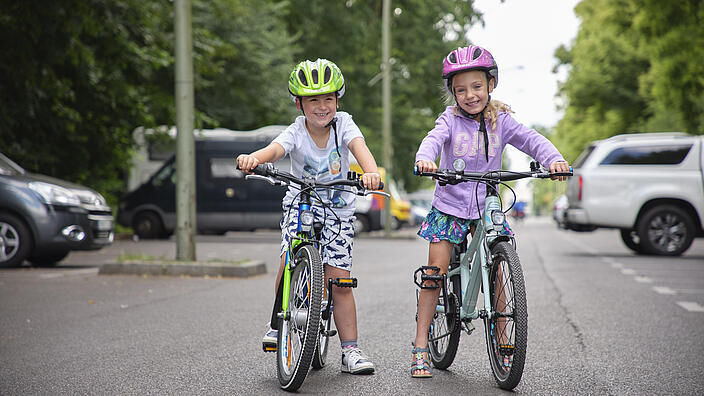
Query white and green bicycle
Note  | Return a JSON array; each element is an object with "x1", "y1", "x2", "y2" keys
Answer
[{"x1": 414, "y1": 161, "x2": 572, "y2": 390}]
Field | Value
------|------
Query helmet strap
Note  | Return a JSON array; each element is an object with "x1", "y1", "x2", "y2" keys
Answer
[
  {"x1": 454, "y1": 94, "x2": 491, "y2": 162},
  {"x1": 325, "y1": 117, "x2": 341, "y2": 158}
]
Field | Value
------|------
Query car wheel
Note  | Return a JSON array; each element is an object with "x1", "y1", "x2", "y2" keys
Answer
[
  {"x1": 619, "y1": 229, "x2": 647, "y2": 254},
  {"x1": 29, "y1": 250, "x2": 70, "y2": 267},
  {"x1": 354, "y1": 215, "x2": 370, "y2": 235},
  {"x1": 0, "y1": 213, "x2": 33, "y2": 268},
  {"x1": 636, "y1": 205, "x2": 695, "y2": 256},
  {"x1": 132, "y1": 211, "x2": 164, "y2": 239}
]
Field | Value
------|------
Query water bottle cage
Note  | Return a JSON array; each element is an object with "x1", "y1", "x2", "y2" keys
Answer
[{"x1": 414, "y1": 266, "x2": 443, "y2": 290}]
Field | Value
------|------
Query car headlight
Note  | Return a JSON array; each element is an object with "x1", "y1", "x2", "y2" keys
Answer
[
  {"x1": 72, "y1": 189, "x2": 110, "y2": 210},
  {"x1": 28, "y1": 182, "x2": 81, "y2": 206}
]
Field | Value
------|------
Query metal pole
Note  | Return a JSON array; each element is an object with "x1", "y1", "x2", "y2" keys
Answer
[
  {"x1": 174, "y1": 0, "x2": 196, "y2": 261},
  {"x1": 382, "y1": 0, "x2": 393, "y2": 235}
]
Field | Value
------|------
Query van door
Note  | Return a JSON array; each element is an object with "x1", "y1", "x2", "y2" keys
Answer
[{"x1": 196, "y1": 152, "x2": 289, "y2": 232}]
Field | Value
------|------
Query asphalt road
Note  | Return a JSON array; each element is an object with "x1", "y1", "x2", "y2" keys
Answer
[{"x1": 1, "y1": 218, "x2": 703, "y2": 395}]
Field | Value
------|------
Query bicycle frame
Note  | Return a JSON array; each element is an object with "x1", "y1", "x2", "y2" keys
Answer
[
  {"x1": 280, "y1": 191, "x2": 318, "y2": 316},
  {"x1": 443, "y1": 185, "x2": 515, "y2": 322}
]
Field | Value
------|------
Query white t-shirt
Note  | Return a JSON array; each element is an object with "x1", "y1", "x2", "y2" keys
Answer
[{"x1": 273, "y1": 111, "x2": 364, "y2": 217}]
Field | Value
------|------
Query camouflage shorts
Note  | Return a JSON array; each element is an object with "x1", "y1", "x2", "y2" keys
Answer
[{"x1": 280, "y1": 205, "x2": 355, "y2": 270}]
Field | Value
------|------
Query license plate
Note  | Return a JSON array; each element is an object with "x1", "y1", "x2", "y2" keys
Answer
[{"x1": 97, "y1": 220, "x2": 113, "y2": 231}]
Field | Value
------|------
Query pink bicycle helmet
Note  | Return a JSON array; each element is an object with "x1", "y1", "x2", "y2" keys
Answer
[{"x1": 442, "y1": 45, "x2": 498, "y2": 93}]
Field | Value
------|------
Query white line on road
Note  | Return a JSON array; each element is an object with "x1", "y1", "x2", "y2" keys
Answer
[
  {"x1": 676, "y1": 301, "x2": 704, "y2": 312},
  {"x1": 635, "y1": 276, "x2": 653, "y2": 283},
  {"x1": 621, "y1": 268, "x2": 636, "y2": 275},
  {"x1": 653, "y1": 286, "x2": 677, "y2": 295}
]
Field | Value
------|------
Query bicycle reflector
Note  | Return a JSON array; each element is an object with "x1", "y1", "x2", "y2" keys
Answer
[
  {"x1": 300, "y1": 210, "x2": 315, "y2": 231},
  {"x1": 491, "y1": 210, "x2": 505, "y2": 230}
]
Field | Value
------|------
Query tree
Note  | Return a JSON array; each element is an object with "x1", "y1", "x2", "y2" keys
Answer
[{"x1": 551, "y1": 0, "x2": 703, "y2": 163}]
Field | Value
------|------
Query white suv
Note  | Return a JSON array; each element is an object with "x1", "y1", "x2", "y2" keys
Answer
[{"x1": 565, "y1": 132, "x2": 704, "y2": 256}]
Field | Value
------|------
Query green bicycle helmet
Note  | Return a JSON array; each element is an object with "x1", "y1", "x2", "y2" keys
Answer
[{"x1": 288, "y1": 59, "x2": 345, "y2": 102}]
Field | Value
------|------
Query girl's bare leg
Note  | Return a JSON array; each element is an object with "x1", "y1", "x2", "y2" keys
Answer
[{"x1": 412, "y1": 240, "x2": 453, "y2": 376}]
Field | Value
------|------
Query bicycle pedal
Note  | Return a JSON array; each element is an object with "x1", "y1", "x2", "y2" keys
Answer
[
  {"x1": 414, "y1": 266, "x2": 442, "y2": 289},
  {"x1": 499, "y1": 344, "x2": 515, "y2": 356},
  {"x1": 331, "y1": 277, "x2": 357, "y2": 288},
  {"x1": 263, "y1": 343, "x2": 277, "y2": 353},
  {"x1": 323, "y1": 329, "x2": 337, "y2": 337}
]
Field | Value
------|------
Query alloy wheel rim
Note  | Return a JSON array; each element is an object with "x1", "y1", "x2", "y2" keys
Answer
[
  {"x1": 648, "y1": 214, "x2": 684, "y2": 252},
  {"x1": 0, "y1": 222, "x2": 19, "y2": 261}
]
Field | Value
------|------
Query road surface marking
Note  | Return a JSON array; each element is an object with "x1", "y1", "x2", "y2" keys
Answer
[
  {"x1": 635, "y1": 276, "x2": 653, "y2": 283},
  {"x1": 653, "y1": 286, "x2": 676, "y2": 295},
  {"x1": 621, "y1": 268, "x2": 636, "y2": 275},
  {"x1": 676, "y1": 301, "x2": 704, "y2": 312}
]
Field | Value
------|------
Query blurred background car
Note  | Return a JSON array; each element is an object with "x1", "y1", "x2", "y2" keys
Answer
[
  {"x1": 407, "y1": 189, "x2": 434, "y2": 227},
  {"x1": 552, "y1": 194, "x2": 568, "y2": 229},
  {"x1": 0, "y1": 152, "x2": 114, "y2": 267}
]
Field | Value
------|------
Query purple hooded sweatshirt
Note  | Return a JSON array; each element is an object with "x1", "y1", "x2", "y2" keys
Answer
[{"x1": 415, "y1": 106, "x2": 565, "y2": 220}]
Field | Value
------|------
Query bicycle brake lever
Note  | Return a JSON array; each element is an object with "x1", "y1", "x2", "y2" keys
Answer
[{"x1": 245, "y1": 174, "x2": 288, "y2": 186}]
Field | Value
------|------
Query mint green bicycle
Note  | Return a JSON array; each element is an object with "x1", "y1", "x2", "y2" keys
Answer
[{"x1": 414, "y1": 162, "x2": 572, "y2": 390}]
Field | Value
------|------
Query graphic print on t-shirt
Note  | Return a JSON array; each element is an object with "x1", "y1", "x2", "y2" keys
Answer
[{"x1": 303, "y1": 153, "x2": 346, "y2": 208}]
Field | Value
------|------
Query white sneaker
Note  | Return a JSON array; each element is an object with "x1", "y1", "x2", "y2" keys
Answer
[
  {"x1": 262, "y1": 324, "x2": 277, "y2": 352},
  {"x1": 341, "y1": 347, "x2": 375, "y2": 374}
]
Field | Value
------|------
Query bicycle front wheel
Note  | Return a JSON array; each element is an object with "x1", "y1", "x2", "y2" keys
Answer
[
  {"x1": 484, "y1": 241, "x2": 527, "y2": 390},
  {"x1": 428, "y1": 246, "x2": 462, "y2": 369},
  {"x1": 276, "y1": 245, "x2": 323, "y2": 392}
]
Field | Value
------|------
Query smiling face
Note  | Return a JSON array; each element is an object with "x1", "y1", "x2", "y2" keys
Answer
[
  {"x1": 451, "y1": 70, "x2": 495, "y2": 115},
  {"x1": 297, "y1": 92, "x2": 338, "y2": 132}
]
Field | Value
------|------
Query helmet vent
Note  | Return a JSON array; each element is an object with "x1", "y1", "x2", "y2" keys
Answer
[
  {"x1": 312, "y1": 69, "x2": 319, "y2": 84},
  {"x1": 472, "y1": 47, "x2": 482, "y2": 60},
  {"x1": 323, "y1": 66, "x2": 331, "y2": 84},
  {"x1": 298, "y1": 70, "x2": 308, "y2": 86},
  {"x1": 449, "y1": 52, "x2": 457, "y2": 63}
]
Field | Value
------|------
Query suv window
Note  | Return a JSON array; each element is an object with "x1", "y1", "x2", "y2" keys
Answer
[
  {"x1": 573, "y1": 144, "x2": 596, "y2": 169},
  {"x1": 600, "y1": 144, "x2": 692, "y2": 165}
]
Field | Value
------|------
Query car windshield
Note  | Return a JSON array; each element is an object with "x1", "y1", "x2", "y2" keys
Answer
[{"x1": 0, "y1": 153, "x2": 25, "y2": 175}]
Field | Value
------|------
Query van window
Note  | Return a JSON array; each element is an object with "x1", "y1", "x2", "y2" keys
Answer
[
  {"x1": 600, "y1": 144, "x2": 692, "y2": 165},
  {"x1": 210, "y1": 157, "x2": 244, "y2": 179},
  {"x1": 153, "y1": 162, "x2": 175, "y2": 186}
]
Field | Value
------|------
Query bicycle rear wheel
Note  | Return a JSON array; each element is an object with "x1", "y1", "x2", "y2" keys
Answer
[
  {"x1": 276, "y1": 245, "x2": 323, "y2": 392},
  {"x1": 428, "y1": 246, "x2": 462, "y2": 369},
  {"x1": 311, "y1": 287, "x2": 332, "y2": 369},
  {"x1": 484, "y1": 241, "x2": 527, "y2": 390}
]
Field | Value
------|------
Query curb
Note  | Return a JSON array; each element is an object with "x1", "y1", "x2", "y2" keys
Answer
[{"x1": 98, "y1": 260, "x2": 267, "y2": 278}]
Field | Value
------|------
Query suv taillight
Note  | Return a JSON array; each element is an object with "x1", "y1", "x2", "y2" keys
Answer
[{"x1": 578, "y1": 175, "x2": 583, "y2": 201}]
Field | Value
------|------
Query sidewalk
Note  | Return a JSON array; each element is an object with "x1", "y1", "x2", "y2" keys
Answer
[{"x1": 73, "y1": 227, "x2": 419, "y2": 278}]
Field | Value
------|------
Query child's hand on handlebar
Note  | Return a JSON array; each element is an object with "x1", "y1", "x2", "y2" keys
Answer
[
  {"x1": 361, "y1": 172, "x2": 381, "y2": 190},
  {"x1": 415, "y1": 160, "x2": 437, "y2": 173},
  {"x1": 236, "y1": 154, "x2": 260, "y2": 173},
  {"x1": 549, "y1": 161, "x2": 571, "y2": 181}
]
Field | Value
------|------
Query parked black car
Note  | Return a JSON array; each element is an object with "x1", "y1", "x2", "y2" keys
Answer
[{"x1": 0, "y1": 152, "x2": 114, "y2": 267}]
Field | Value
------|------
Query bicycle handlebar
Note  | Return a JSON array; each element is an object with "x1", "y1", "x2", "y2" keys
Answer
[
  {"x1": 242, "y1": 163, "x2": 388, "y2": 197},
  {"x1": 413, "y1": 165, "x2": 573, "y2": 184}
]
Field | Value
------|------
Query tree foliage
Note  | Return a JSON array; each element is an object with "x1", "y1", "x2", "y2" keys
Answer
[{"x1": 552, "y1": 0, "x2": 703, "y2": 162}]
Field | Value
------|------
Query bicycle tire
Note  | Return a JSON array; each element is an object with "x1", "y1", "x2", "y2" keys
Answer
[
  {"x1": 428, "y1": 246, "x2": 462, "y2": 369},
  {"x1": 276, "y1": 244, "x2": 324, "y2": 391},
  {"x1": 484, "y1": 241, "x2": 527, "y2": 390}
]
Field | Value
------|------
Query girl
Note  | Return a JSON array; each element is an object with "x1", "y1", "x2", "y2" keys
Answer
[
  {"x1": 237, "y1": 59, "x2": 381, "y2": 375},
  {"x1": 411, "y1": 45, "x2": 570, "y2": 378}
]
